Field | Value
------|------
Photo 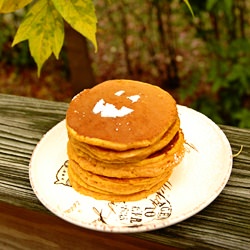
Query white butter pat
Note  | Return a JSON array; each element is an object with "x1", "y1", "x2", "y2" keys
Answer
[
  {"x1": 127, "y1": 95, "x2": 140, "y2": 103},
  {"x1": 93, "y1": 99, "x2": 133, "y2": 118},
  {"x1": 115, "y1": 90, "x2": 125, "y2": 96}
]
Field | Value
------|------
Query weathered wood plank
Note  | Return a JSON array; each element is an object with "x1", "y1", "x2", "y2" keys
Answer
[{"x1": 0, "y1": 94, "x2": 249, "y2": 249}]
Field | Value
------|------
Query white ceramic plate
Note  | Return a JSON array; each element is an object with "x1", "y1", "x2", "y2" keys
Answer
[{"x1": 29, "y1": 105, "x2": 232, "y2": 233}]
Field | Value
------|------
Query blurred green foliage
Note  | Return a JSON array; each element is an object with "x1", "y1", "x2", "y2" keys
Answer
[
  {"x1": 182, "y1": 0, "x2": 250, "y2": 128},
  {"x1": 0, "y1": 11, "x2": 34, "y2": 66},
  {"x1": 0, "y1": 0, "x2": 249, "y2": 128}
]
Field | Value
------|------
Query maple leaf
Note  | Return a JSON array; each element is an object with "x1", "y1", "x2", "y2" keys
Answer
[
  {"x1": 10, "y1": 0, "x2": 97, "y2": 75},
  {"x1": 51, "y1": 0, "x2": 97, "y2": 51},
  {"x1": 0, "y1": 0, "x2": 32, "y2": 13},
  {"x1": 12, "y1": 0, "x2": 64, "y2": 76}
]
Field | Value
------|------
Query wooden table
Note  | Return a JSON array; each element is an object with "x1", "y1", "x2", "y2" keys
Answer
[{"x1": 0, "y1": 94, "x2": 249, "y2": 249}]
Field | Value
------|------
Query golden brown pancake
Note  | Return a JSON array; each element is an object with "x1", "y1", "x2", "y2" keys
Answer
[
  {"x1": 67, "y1": 130, "x2": 184, "y2": 178},
  {"x1": 68, "y1": 118, "x2": 181, "y2": 163},
  {"x1": 66, "y1": 79, "x2": 178, "y2": 151},
  {"x1": 69, "y1": 159, "x2": 172, "y2": 194},
  {"x1": 68, "y1": 163, "x2": 173, "y2": 202},
  {"x1": 66, "y1": 79, "x2": 185, "y2": 202}
]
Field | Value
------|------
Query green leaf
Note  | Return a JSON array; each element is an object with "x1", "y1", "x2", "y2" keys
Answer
[
  {"x1": 51, "y1": 0, "x2": 97, "y2": 51},
  {"x1": 12, "y1": 0, "x2": 64, "y2": 76},
  {"x1": 47, "y1": 3, "x2": 64, "y2": 59},
  {"x1": 0, "y1": 0, "x2": 32, "y2": 13},
  {"x1": 183, "y1": 0, "x2": 195, "y2": 17}
]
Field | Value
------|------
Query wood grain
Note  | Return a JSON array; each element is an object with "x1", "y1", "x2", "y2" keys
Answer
[{"x1": 0, "y1": 94, "x2": 249, "y2": 249}]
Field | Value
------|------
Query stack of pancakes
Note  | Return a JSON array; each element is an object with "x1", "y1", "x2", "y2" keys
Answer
[{"x1": 66, "y1": 80, "x2": 185, "y2": 202}]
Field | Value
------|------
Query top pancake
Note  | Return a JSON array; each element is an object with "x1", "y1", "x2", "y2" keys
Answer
[{"x1": 66, "y1": 80, "x2": 178, "y2": 151}]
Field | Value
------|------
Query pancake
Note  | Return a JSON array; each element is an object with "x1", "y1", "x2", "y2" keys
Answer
[
  {"x1": 69, "y1": 159, "x2": 172, "y2": 194},
  {"x1": 66, "y1": 79, "x2": 185, "y2": 202},
  {"x1": 66, "y1": 79, "x2": 178, "y2": 151},
  {"x1": 68, "y1": 162, "x2": 173, "y2": 202},
  {"x1": 68, "y1": 118, "x2": 180, "y2": 163},
  {"x1": 67, "y1": 130, "x2": 184, "y2": 178}
]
